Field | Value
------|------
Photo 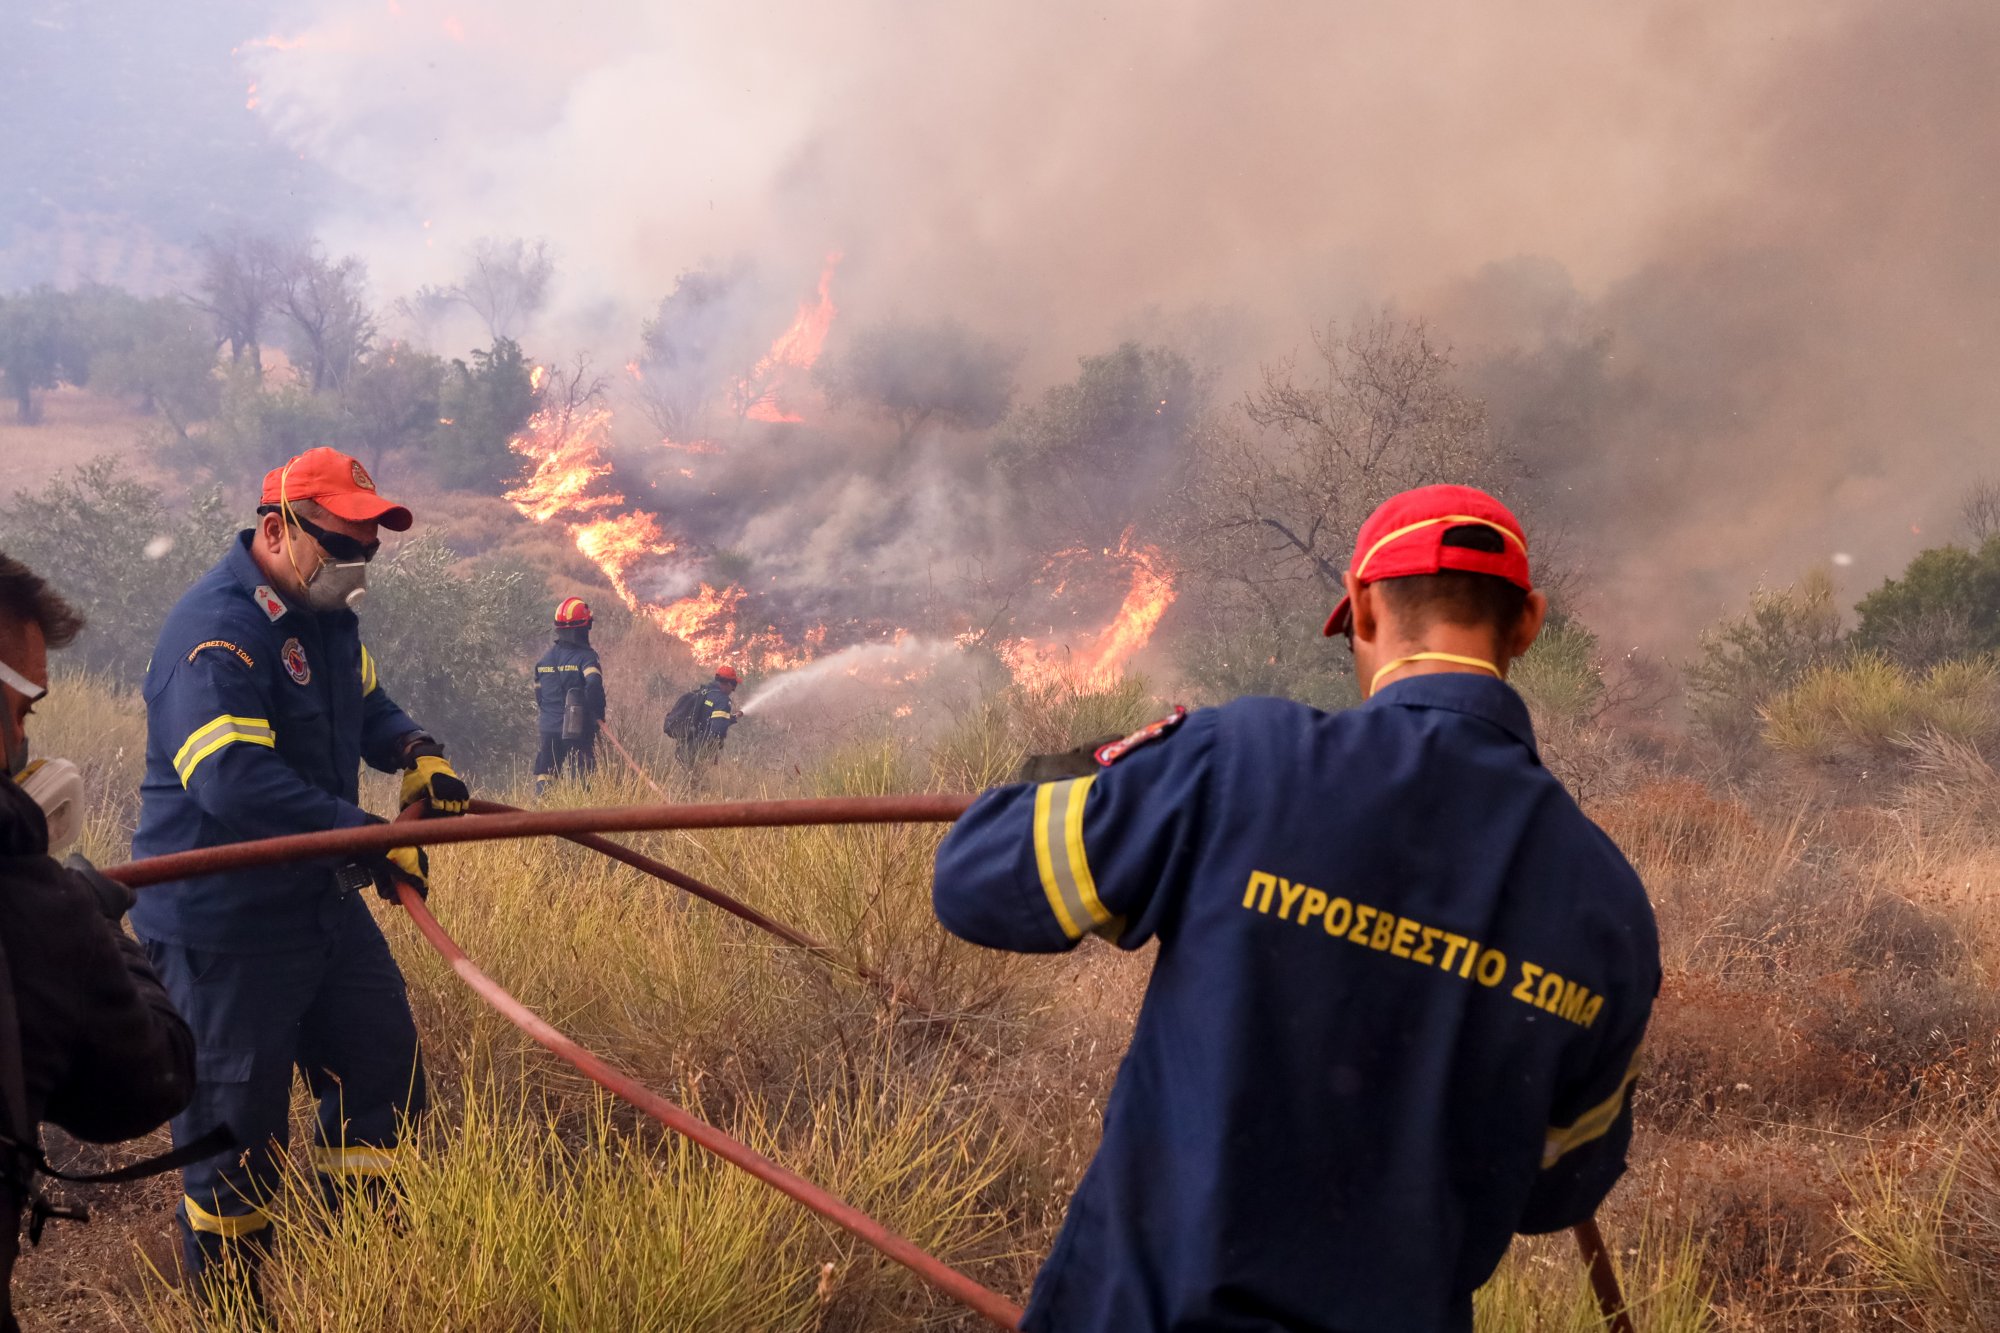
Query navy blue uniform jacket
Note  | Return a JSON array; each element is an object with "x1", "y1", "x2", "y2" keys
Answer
[
  {"x1": 533, "y1": 638, "x2": 606, "y2": 735},
  {"x1": 933, "y1": 674, "x2": 1660, "y2": 1333},
  {"x1": 130, "y1": 533, "x2": 422, "y2": 952}
]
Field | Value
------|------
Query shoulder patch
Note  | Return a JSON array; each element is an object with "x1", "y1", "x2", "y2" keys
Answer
[
  {"x1": 281, "y1": 637, "x2": 312, "y2": 686},
  {"x1": 1094, "y1": 706, "x2": 1190, "y2": 767},
  {"x1": 251, "y1": 584, "x2": 288, "y2": 622},
  {"x1": 187, "y1": 639, "x2": 255, "y2": 670}
]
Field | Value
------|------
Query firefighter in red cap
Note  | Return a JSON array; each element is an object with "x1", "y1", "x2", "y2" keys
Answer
[
  {"x1": 533, "y1": 597, "x2": 607, "y2": 794},
  {"x1": 932, "y1": 483, "x2": 1660, "y2": 1333},
  {"x1": 129, "y1": 447, "x2": 471, "y2": 1308},
  {"x1": 664, "y1": 665, "x2": 742, "y2": 767}
]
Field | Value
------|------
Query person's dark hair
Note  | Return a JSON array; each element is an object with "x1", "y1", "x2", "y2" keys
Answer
[
  {"x1": 0, "y1": 552, "x2": 85, "y2": 649},
  {"x1": 1372, "y1": 525, "x2": 1528, "y2": 636}
]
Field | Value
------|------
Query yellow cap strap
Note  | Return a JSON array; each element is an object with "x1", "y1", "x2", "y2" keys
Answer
[
  {"x1": 1354, "y1": 515, "x2": 1527, "y2": 582},
  {"x1": 1368, "y1": 652, "x2": 1500, "y2": 698}
]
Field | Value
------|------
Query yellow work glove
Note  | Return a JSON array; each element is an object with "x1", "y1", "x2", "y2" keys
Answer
[
  {"x1": 378, "y1": 845, "x2": 429, "y2": 902},
  {"x1": 400, "y1": 749, "x2": 470, "y2": 816}
]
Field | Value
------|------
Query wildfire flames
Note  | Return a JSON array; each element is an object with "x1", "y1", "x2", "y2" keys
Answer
[
  {"x1": 505, "y1": 256, "x2": 1175, "y2": 693},
  {"x1": 998, "y1": 533, "x2": 1178, "y2": 692},
  {"x1": 736, "y1": 252, "x2": 841, "y2": 424}
]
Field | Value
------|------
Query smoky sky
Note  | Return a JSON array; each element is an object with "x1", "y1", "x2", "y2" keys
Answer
[{"x1": 15, "y1": 0, "x2": 2000, "y2": 657}]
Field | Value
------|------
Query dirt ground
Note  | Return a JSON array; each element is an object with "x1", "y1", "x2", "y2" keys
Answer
[{"x1": 0, "y1": 389, "x2": 151, "y2": 497}]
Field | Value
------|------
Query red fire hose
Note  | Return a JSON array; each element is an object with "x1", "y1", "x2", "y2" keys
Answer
[{"x1": 105, "y1": 795, "x2": 1631, "y2": 1331}]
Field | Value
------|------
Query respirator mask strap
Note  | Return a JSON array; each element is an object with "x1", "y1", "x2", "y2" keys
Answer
[{"x1": 0, "y1": 659, "x2": 45, "y2": 706}]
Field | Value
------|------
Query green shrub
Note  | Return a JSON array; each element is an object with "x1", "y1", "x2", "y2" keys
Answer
[
  {"x1": 1, "y1": 458, "x2": 235, "y2": 681},
  {"x1": 1512, "y1": 615, "x2": 1605, "y2": 729},
  {"x1": 1853, "y1": 537, "x2": 2000, "y2": 669},
  {"x1": 1685, "y1": 569, "x2": 1845, "y2": 753},
  {"x1": 361, "y1": 533, "x2": 547, "y2": 775}
]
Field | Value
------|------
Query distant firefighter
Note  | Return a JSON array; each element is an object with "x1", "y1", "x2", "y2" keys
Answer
[
  {"x1": 534, "y1": 598, "x2": 607, "y2": 794},
  {"x1": 663, "y1": 665, "x2": 742, "y2": 766}
]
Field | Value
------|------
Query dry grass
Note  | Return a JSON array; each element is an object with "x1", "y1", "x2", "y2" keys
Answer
[{"x1": 18, "y1": 670, "x2": 2000, "y2": 1331}]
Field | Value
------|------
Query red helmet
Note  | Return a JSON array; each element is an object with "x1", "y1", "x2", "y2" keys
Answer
[
  {"x1": 714, "y1": 665, "x2": 740, "y2": 683},
  {"x1": 555, "y1": 597, "x2": 593, "y2": 627}
]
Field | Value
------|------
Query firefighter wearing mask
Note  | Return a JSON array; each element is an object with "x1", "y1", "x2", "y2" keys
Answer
[
  {"x1": 533, "y1": 598, "x2": 607, "y2": 795},
  {"x1": 0, "y1": 554, "x2": 195, "y2": 1333},
  {"x1": 127, "y1": 448, "x2": 471, "y2": 1307},
  {"x1": 932, "y1": 485, "x2": 1660, "y2": 1333}
]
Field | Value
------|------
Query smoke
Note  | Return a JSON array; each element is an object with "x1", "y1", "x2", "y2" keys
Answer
[{"x1": 20, "y1": 0, "x2": 2000, "y2": 661}]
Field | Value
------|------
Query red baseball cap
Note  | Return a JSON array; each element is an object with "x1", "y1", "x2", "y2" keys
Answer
[
  {"x1": 1322, "y1": 484, "x2": 1531, "y2": 637},
  {"x1": 260, "y1": 447, "x2": 413, "y2": 531}
]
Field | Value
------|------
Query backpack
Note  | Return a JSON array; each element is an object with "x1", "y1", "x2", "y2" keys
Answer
[{"x1": 662, "y1": 687, "x2": 703, "y2": 740}]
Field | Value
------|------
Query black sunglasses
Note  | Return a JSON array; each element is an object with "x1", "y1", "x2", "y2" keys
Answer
[{"x1": 259, "y1": 506, "x2": 381, "y2": 563}]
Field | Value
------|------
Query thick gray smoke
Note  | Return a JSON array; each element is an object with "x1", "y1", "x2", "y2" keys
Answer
[{"x1": 15, "y1": 0, "x2": 1999, "y2": 660}]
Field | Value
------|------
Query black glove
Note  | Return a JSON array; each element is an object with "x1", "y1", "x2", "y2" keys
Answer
[
  {"x1": 63, "y1": 853, "x2": 135, "y2": 921},
  {"x1": 1015, "y1": 736, "x2": 1120, "y2": 784}
]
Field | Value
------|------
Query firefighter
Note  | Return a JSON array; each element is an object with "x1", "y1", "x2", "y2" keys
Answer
[
  {"x1": 532, "y1": 597, "x2": 607, "y2": 795},
  {"x1": 0, "y1": 555, "x2": 195, "y2": 1333},
  {"x1": 127, "y1": 447, "x2": 471, "y2": 1305},
  {"x1": 932, "y1": 484, "x2": 1660, "y2": 1333},
  {"x1": 668, "y1": 666, "x2": 741, "y2": 767}
]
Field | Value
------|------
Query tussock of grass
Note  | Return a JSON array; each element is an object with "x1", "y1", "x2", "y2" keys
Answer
[
  {"x1": 1475, "y1": 1227, "x2": 1713, "y2": 1333},
  {"x1": 1762, "y1": 653, "x2": 2000, "y2": 758},
  {"x1": 143, "y1": 1073, "x2": 1009, "y2": 1332}
]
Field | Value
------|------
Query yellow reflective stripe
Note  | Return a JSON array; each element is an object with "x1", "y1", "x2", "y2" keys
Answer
[
  {"x1": 1543, "y1": 1057, "x2": 1642, "y2": 1168},
  {"x1": 1355, "y1": 514, "x2": 1527, "y2": 580},
  {"x1": 184, "y1": 1194, "x2": 271, "y2": 1238},
  {"x1": 1063, "y1": 775, "x2": 1109, "y2": 927},
  {"x1": 173, "y1": 716, "x2": 276, "y2": 786},
  {"x1": 1032, "y1": 783, "x2": 1079, "y2": 938},
  {"x1": 1033, "y1": 776, "x2": 1106, "y2": 939},
  {"x1": 312, "y1": 1144, "x2": 408, "y2": 1177},
  {"x1": 582, "y1": 666, "x2": 602, "y2": 677},
  {"x1": 361, "y1": 645, "x2": 379, "y2": 695}
]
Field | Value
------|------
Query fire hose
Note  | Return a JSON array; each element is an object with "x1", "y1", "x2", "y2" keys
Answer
[{"x1": 105, "y1": 795, "x2": 1634, "y2": 1331}]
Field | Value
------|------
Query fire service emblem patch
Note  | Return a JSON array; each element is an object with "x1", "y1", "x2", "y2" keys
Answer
[
  {"x1": 281, "y1": 638, "x2": 312, "y2": 686},
  {"x1": 1094, "y1": 706, "x2": 1189, "y2": 767},
  {"x1": 252, "y1": 585, "x2": 286, "y2": 622},
  {"x1": 351, "y1": 460, "x2": 376, "y2": 491}
]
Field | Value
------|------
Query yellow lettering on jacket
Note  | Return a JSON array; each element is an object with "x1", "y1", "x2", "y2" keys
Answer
[{"x1": 1233, "y1": 868, "x2": 1605, "y2": 1029}]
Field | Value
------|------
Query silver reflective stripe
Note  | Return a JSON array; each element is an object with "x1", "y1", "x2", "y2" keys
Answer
[{"x1": 1040, "y1": 778, "x2": 1093, "y2": 934}]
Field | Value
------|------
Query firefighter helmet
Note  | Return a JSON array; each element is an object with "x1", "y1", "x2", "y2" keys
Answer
[
  {"x1": 714, "y1": 665, "x2": 740, "y2": 684},
  {"x1": 554, "y1": 597, "x2": 593, "y2": 627}
]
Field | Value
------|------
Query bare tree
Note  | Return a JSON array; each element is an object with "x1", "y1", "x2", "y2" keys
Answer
[
  {"x1": 816, "y1": 318, "x2": 1017, "y2": 450},
  {"x1": 189, "y1": 231, "x2": 285, "y2": 372},
  {"x1": 1963, "y1": 477, "x2": 2000, "y2": 544},
  {"x1": 457, "y1": 237, "x2": 554, "y2": 342},
  {"x1": 277, "y1": 245, "x2": 376, "y2": 392},
  {"x1": 1186, "y1": 315, "x2": 1511, "y2": 616}
]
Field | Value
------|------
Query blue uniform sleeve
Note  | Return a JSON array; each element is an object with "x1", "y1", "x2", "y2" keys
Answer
[
  {"x1": 155, "y1": 648, "x2": 374, "y2": 841},
  {"x1": 932, "y1": 709, "x2": 1214, "y2": 953},
  {"x1": 358, "y1": 644, "x2": 422, "y2": 773},
  {"x1": 1518, "y1": 915, "x2": 1660, "y2": 1233},
  {"x1": 584, "y1": 650, "x2": 607, "y2": 724}
]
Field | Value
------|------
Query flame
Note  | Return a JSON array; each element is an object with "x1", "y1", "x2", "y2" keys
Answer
[
  {"x1": 572, "y1": 511, "x2": 678, "y2": 609},
  {"x1": 998, "y1": 531, "x2": 1177, "y2": 692},
  {"x1": 737, "y1": 252, "x2": 841, "y2": 424}
]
